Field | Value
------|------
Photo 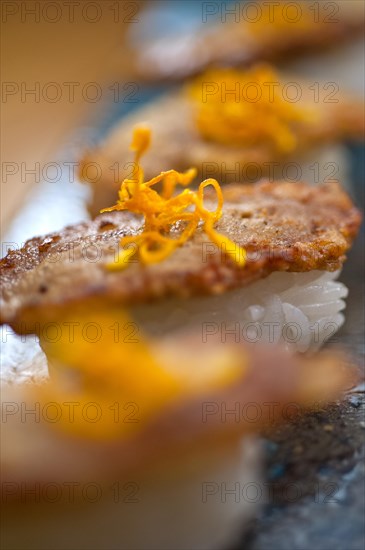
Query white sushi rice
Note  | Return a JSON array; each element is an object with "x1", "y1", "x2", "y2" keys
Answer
[
  {"x1": 1, "y1": 436, "x2": 263, "y2": 550},
  {"x1": 0, "y1": 270, "x2": 348, "y2": 385},
  {"x1": 131, "y1": 270, "x2": 348, "y2": 353}
]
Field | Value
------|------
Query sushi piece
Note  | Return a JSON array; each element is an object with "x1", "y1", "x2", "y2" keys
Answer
[
  {"x1": 81, "y1": 65, "x2": 364, "y2": 216},
  {"x1": 0, "y1": 129, "x2": 362, "y2": 352},
  {"x1": 1, "y1": 320, "x2": 358, "y2": 550},
  {"x1": 128, "y1": 0, "x2": 365, "y2": 82}
]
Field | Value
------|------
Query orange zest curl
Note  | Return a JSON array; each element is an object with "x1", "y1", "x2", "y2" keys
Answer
[
  {"x1": 189, "y1": 64, "x2": 313, "y2": 155},
  {"x1": 37, "y1": 308, "x2": 244, "y2": 439},
  {"x1": 246, "y1": 2, "x2": 314, "y2": 36},
  {"x1": 101, "y1": 127, "x2": 246, "y2": 271}
]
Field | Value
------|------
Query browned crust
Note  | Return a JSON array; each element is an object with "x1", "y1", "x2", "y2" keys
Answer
[
  {"x1": 82, "y1": 87, "x2": 365, "y2": 216},
  {"x1": 0, "y1": 181, "x2": 361, "y2": 332},
  {"x1": 0, "y1": 340, "x2": 358, "y2": 486},
  {"x1": 130, "y1": 1, "x2": 365, "y2": 82}
]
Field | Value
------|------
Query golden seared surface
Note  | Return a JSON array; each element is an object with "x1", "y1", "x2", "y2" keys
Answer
[
  {"x1": 130, "y1": 1, "x2": 365, "y2": 82},
  {"x1": 83, "y1": 87, "x2": 364, "y2": 216},
  {"x1": 0, "y1": 181, "x2": 361, "y2": 331},
  {"x1": 1, "y1": 338, "x2": 358, "y2": 486}
]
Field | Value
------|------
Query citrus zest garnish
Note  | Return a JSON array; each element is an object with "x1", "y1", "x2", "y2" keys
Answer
[
  {"x1": 189, "y1": 64, "x2": 314, "y2": 155},
  {"x1": 100, "y1": 127, "x2": 246, "y2": 270},
  {"x1": 246, "y1": 2, "x2": 314, "y2": 35},
  {"x1": 37, "y1": 308, "x2": 245, "y2": 439}
]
